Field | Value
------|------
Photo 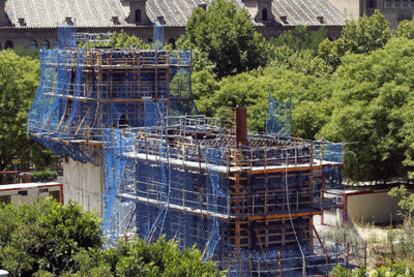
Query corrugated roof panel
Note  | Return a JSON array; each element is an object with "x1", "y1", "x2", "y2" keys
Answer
[
  {"x1": 4, "y1": 0, "x2": 345, "y2": 28},
  {"x1": 272, "y1": 0, "x2": 345, "y2": 26}
]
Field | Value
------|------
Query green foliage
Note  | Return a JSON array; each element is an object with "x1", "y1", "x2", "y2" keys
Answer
[
  {"x1": 110, "y1": 31, "x2": 153, "y2": 49},
  {"x1": 73, "y1": 238, "x2": 224, "y2": 277},
  {"x1": 271, "y1": 26, "x2": 327, "y2": 52},
  {"x1": 331, "y1": 264, "x2": 366, "y2": 277},
  {"x1": 0, "y1": 198, "x2": 102, "y2": 276},
  {"x1": 341, "y1": 10, "x2": 391, "y2": 54},
  {"x1": 80, "y1": 31, "x2": 152, "y2": 49},
  {"x1": 332, "y1": 262, "x2": 414, "y2": 276},
  {"x1": 271, "y1": 48, "x2": 333, "y2": 77},
  {"x1": 180, "y1": 0, "x2": 269, "y2": 77},
  {"x1": 31, "y1": 169, "x2": 58, "y2": 180},
  {"x1": 12, "y1": 45, "x2": 40, "y2": 59},
  {"x1": 389, "y1": 186, "x2": 414, "y2": 217},
  {"x1": 0, "y1": 200, "x2": 223, "y2": 276},
  {"x1": 318, "y1": 37, "x2": 346, "y2": 69},
  {"x1": 192, "y1": 69, "x2": 219, "y2": 116},
  {"x1": 0, "y1": 50, "x2": 56, "y2": 171},
  {"x1": 198, "y1": 64, "x2": 332, "y2": 136},
  {"x1": 318, "y1": 11, "x2": 391, "y2": 69},
  {"x1": 319, "y1": 37, "x2": 414, "y2": 180},
  {"x1": 189, "y1": 11, "x2": 414, "y2": 181},
  {"x1": 396, "y1": 18, "x2": 414, "y2": 39}
]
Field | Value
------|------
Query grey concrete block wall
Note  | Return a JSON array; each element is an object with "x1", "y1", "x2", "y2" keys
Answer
[{"x1": 63, "y1": 157, "x2": 105, "y2": 216}]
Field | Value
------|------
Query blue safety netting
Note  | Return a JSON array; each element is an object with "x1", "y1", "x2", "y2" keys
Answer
[
  {"x1": 28, "y1": 26, "x2": 193, "y2": 163},
  {"x1": 314, "y1": 142, "x2": 344, "y2": 190},
  {"x1": 28, "y1": 26, "x2": 359, "y2": 276},
  {"x1": 101, "y1": 112, "x2": 357, "y2": 276},
  {"x1": 58, "y1": 25, "x2": 77, "y2": 49},
  {"x1": 153, "y1": 18, "x2": 165, "y2": 50},
  {"x1": 266, "y1": 94, "x2": 292, "y2": 137}
]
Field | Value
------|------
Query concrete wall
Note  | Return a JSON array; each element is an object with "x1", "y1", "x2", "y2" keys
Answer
[
  {"x1": 346, "y1": 191, "x2": 401, "y2": 224},
  {"x1": 63, "y1": 157, "x2": 104, "y2": 216},
  {"x1": 329, "y1": 0, "x2": 361, "y2": 20}
]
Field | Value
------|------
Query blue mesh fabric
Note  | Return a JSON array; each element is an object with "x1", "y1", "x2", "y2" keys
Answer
[{"x1": 266, "y1": 94, "x2": 292, "y2": 136}]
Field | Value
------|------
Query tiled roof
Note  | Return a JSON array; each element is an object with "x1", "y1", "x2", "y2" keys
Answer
[
  {"x1": 271, "y1": 0, "x2": 345, "y2": 26},
  {"x1": 5, "y1": 0, "x2": 131, "y2": 28},
  {"x1": 4, "y1": 0, "x2": 345, "y2": 28}
]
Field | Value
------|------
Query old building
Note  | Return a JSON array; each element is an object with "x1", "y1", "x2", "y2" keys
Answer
[
  {"x1": 329, "y1": 0, "x2": 414, "y2": 27},
  {"x1": 0, "y1": 0, "x2": 345, "y2": 50}
]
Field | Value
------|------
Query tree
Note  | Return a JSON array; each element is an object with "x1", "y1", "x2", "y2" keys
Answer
[
  {"x1": 389, "y1": 185, "x2": 414, "y2": 218},
  {"x1": 0, "y1": 50, "x2": 56, "y2": 171},
  {"x1": 318, "y1": 37, "x2": 346, "y2": 70},
  {"x1": 318, "y1": 11, "x2": 391, "y2": 69},
  {"x1": 80, "y1": 31, "x2": 153, "y2": 49},
  {"x1": 110, "y1": 31, "x2": 153, "y2": 49},
  {"x1": 396, "y1": 18, "x2": 414, "y2": 39},
  {"x1": 0, "y1": 198, "x2": 102, "y2": 276},
  {"x1": 271, "y1": 26, "x2": 327, "y2": 52},
  {"x1": 341, "y1": 10, "x2": 391, "y2": 54},
  {"x1": 192, "y1": 69, "x2": 219, "y2": 116},
  {"x1": 180, "y1": 0, "x2": 269, "y2": 77},
  {"x1": 0, "y1": 199, "x2": 224, "y2": 276},
  {"x1": 202, "y1": 64, "x2": 332, "y2": 135},
  {"x1": 319, "y1": 37, "x2": 414, "y2": 181},
  {"x1": 71, "y1": 238, "x2": 224, "y2": 277}
]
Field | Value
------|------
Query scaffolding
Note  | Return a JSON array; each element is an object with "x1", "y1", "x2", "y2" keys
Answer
[
  {"x1": 27, "y1": 27, "x2": 363, "y2": 276},
  {"x1": 28, "y1": 26, "x2": 194, "y2": 162},
  {"x1": 101, "y1": 111, "x2": 357, "y2": 276}
]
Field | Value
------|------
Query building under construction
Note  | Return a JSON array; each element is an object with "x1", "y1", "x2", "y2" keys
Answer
[{"x1": 28, "y1": 27, "x2": 359, "y2": 276}]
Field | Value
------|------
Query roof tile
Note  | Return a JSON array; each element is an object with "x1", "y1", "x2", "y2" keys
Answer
[{"x1": 4, "y1": 0, "x2": 345, "y2": 28}]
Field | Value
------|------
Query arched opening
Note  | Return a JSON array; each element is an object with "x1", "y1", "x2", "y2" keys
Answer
[
  {"x1": 41, "y1": 40, "x2": 50, "y2": 49},
  {"x1": 168, "y1": 38, "x2": 176, "y2": 49},
  {"x1": 148, "y1": 38, "x2": 153, "y2": 44},
  {"x1": 262, "y1": 8, "x2": 268, "y2": 21},
  {"x1": 29, "y1": 40, "x2": 38, "y2": 49},
  {"x1": 5, "y1": 40, "x2": 13, "y2": 49},
  {"x1": 118, "y1": 114, "x2": 129, "y2": 128},
  {"x1": 135, "y1": 9, "x2": 142, "y2": 24}
]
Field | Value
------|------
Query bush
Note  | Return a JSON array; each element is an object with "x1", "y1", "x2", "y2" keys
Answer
[
  {"x1": 31, "y1": 169, "x2": 58, "y2": 181},
  {"x1": 0, "y1": 198, "x2": 102, "y2": 276},
  {"x1": 73, "y1": 237, "x2": 224, "y2": 277}
]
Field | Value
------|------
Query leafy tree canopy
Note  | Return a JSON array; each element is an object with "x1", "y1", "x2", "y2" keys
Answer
[
  {"x1": 179, "y1": 0, "x2": 269, "y2": 77},
  {"x1": 198, "y1": 64, "x2": 332, "y2": 137},
  {"x1": 0, "y1": 198, "x2": 102, "y2": 276},
  {"x1": 72, "y1": 238, "x2": 224, "y2": 277},
  {"x1": 396, "y1": 18, "x2": 414, "y2": 39},
  {"x1": 318, "y1": 11, "x2": 391, "y2": 69},
  {"x1": 0, "y1": 199, "x2": 223, "y2": 276},
  {"x1": 341, "y1": 10, "x2": 391, "y2": 54},
  {"x1": 193, "y1": 31, "x2": 414, "y2": 181},
  {"x1": 320, "y1": 37, "x2": 414, "y2": 181},
  {"x1": 0, "y1": 50, "x2": 55, "y2": 171},
  {"x1": 271, "y1": 26, "x2": 327, "y2": 52}
]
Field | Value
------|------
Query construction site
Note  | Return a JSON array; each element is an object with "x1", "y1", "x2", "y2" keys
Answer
[{"x1": 27, "y1": 26, "x2": 363, "y2": 276}]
